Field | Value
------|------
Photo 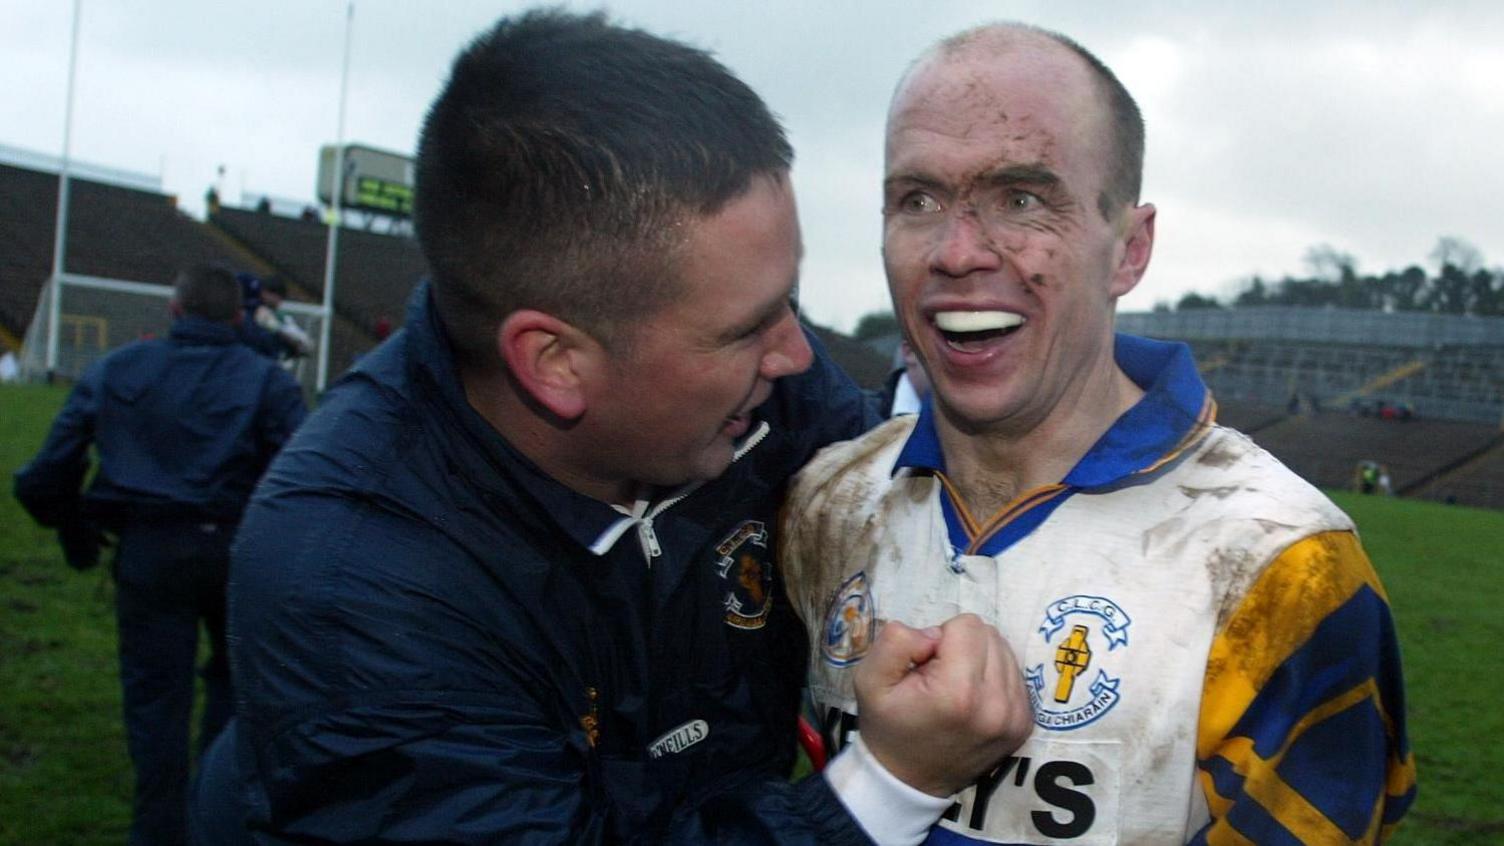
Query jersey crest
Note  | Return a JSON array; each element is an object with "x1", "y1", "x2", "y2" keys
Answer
[
  {"x1": 714, "y1": 520, "x2": 773, "y2": 630},
  {"x1": 1026, "y1": 594, "x2": 1132, "y2": 731},
  {"x1": 820, "y1": 571, "x2": 876, "y2": 667}
]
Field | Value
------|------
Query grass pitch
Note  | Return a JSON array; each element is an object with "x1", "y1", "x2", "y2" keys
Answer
[{"x1": 1, "y1": 382, "x2": 1501, "y2": 843}]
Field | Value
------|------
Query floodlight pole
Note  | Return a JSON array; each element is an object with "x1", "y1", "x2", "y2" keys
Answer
[
  {"x1": 45, "y1": 0, "x2": 84, "y2": 378},
  {"x1": 316, "y1": 0, "x2": 354, "y2": 394}
]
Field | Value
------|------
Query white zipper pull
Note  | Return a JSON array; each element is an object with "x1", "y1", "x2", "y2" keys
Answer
[{"x1": 639, "y1": 517, "x2": 663, "y2": 562}]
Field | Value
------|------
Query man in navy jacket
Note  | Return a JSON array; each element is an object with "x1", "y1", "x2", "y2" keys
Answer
[
  {"x1": 14, "y1": 263, "x2": 306, "y2": 846},
  {"x1": 205, "y1": 11, "x2": 1032, "y2": 844}
]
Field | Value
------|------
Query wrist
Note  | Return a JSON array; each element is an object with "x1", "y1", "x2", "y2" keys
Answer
[{"x1": 824, "y1": 735, "x2": 952, "y2": 846}]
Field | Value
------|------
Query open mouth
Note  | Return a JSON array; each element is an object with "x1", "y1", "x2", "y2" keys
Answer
[{"x1": 934, "y1": 310, "x2": 1027, "y2": 352}]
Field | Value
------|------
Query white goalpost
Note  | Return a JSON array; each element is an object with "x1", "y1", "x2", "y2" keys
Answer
[{"x1": 20, "y1": 272, "x2": 328, "y2": 398}]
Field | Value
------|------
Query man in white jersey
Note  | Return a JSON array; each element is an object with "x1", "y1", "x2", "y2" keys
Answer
[{"x1": 781, "y1": 24, "x2": 1415, "y2": 844}]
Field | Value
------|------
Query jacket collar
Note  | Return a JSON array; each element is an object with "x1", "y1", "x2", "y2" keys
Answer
[
  {"x1": 399, "y1": 281, "x2": 770, "y2": 556},
  {"x1": 169, "y1": 316, "x2": 240, "y2": 345}
]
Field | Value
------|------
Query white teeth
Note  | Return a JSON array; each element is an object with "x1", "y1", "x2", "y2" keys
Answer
[{"x1": 934, "y1": 311, "x2": 1026, "y2": 333}]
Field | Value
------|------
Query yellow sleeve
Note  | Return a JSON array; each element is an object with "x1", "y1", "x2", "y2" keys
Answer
[{"x1": 1195, "y1": 531, "x2": 1416, "y2": 844}]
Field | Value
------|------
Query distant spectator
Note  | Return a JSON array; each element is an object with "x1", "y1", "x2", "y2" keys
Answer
[
  {"x1": 373, "y1": 314, "x2": 393, "y2": 342},
  {"x1": 1355, "y1": 459, "x2": 1392, "y2": 495},
  {"x1": 12, "y1": 264, "x2": 307, "y2": 846},
  {"x1": 235, "y1": 272, "x2": 280, "y2": 358},
  {"x1": 235, "y1": 272, "x2": 301, "y2": 362},
  {"x1": 254, "y1": 275, "x2": 313, "y2": 363},
  {"x1": 299, "y1": 205, "x2": 320, "y2": 223},
  {"x1": 255, "y1": 196, "x2": 271, "y2": 214}
]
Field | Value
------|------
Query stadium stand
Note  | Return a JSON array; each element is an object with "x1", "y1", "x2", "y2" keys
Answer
[
  {"x1": 208, "y1": 205, "x2": 418, "y2": 376},
  {"x1": 1120, "y1": 307, "x2": 1504, "y2": 509},
  {"x1": 2, "y1": 156, "x2": 889, "y2": 400},
  {"x1": 1210, "y1": 398, "x2": 1288, "y2": 435},
  {"x1": 0, "y1": 162, "x2": 270, "y2": 352},
  {"x1": 1234, "y1": 413, "x2": 1496, "y2": 492},
  {"x1": 7, "y1": 153, "x2": 1499, "y2": 508},
  {"x1": 1421, "y1": 438, "x2": 1504, "y2": 510},
  {"x1": 1121, "y1": 307, "x2": 1504, "y2": 425}
]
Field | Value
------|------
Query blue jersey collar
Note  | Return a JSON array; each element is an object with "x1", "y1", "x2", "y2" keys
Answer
[{"x1": 893, "y1": 333, "x2": 1212, "y2": 490}]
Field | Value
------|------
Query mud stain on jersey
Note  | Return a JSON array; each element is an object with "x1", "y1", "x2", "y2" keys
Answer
[
  {"x1": 1195, "y1": 435, "x2": 1244, "y2": 469},
  {"x1": 781, "y1": 419, "x2": 918, "y2": 632},
  {"x1": 1204, "y1": 546, "x2": 1262, "y2": 628},
  {"x1": 1177, "y1": 484, "x2": 1241, "y2": 501}
]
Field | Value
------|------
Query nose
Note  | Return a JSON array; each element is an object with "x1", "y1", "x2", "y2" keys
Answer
[
  {"x1": 761, "y1": 309, "x2": 814, "y2": 379},
  {"x1": 930, "y1": 211, "x2": 1002, "y2": 278}
]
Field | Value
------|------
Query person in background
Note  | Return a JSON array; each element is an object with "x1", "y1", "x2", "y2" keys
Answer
[
  {"x1": 782, "y1": 23, "x2": 1414, "y2": 843},
  {"x1": 13, "y1": 263, "x2": 306, "y2": 846},
  {"x1": 252, "y1": 275, "x2": 313, "y2": 363}
]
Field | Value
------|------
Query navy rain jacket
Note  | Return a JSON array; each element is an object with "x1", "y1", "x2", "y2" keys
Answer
[
  {"x1": 14, "y1": 317, "x2": 306, "y2": 531},
  {"x1": 226, "y1": 284, "x2": 881, "y2": 843}
]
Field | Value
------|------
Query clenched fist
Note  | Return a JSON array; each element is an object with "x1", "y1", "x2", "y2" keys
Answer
[{"x1": 852, "y1": 614, "x2": 1033, "y2": 797}]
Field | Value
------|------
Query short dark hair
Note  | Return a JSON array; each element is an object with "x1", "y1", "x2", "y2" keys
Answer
[
  {"x1": 414, "y1": 9, "x2": 794, "y2": 364},
  {"x1": 173, "y1": 264, "x2": 241, "y2": 322},
  {"x1": 934, "y1": 24, "x2": 1144, "y2": 220}
]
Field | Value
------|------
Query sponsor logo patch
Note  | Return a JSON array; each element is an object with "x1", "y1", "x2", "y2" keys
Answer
[
  {"x1": 648, "y1": 719, "x2": 709, "y2": 759},
  {"x1": 820, "y1": 571, "x2": 876, "y2": 667},
  {"x1": 1026, "y1": 595, "x2": 1132, "y2": 731},
  {"x1": 713, "y1": 521, "x2": 773, "y2": 630}
]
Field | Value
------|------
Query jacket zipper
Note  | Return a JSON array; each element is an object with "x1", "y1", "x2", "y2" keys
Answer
[{"x1": 632, "y1": 420, "x2": 771, "y2": 568}]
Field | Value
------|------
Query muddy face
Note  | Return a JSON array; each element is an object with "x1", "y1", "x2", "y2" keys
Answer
[{"x1": 881, "y1": 33, "x2": 1153, "y2": 440}]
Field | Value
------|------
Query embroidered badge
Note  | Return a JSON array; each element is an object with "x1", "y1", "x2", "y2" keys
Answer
[
  {"x1": 820, "y1": 571, "x2": 877, "y2": 667},
  {"x1": 713, "y1": 521, "x2": 773, "y2": 630},
  {"x1": 1026, "y1": 595, "x2": 1132, "y2": 731},
  {"x1": 580, "y1": 686, "x2": 600, "y2": 748}
]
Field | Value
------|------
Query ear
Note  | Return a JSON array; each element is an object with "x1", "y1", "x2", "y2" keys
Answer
[
  {"x1": 1108, "y1": 203, "x2": 1156, "y2": 299},
  {"x1": 497, "y1": 309, "x2": 601, "y2": 421}
]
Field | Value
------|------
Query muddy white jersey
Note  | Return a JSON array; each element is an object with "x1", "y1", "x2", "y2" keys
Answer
[{"x1": 783, "y1": 418, "x2": 1357, "y2": 845}]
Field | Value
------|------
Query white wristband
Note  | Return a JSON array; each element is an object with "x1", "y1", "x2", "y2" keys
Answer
[{"x1": 823, "y1": 734, "x2": 953, "y2": 846}]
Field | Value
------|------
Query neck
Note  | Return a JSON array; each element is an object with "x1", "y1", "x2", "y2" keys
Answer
[
  {"x1": 936, "y1": 359, "x2": 1143, "y2": 519},
  {"x1": 460, "y1": 363, "x2": 637, "y2": 506}
]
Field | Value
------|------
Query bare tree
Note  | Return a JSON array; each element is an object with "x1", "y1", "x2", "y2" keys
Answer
[{"x1": 1428, "y1": 236, "x2": 1484, "y2": 275}]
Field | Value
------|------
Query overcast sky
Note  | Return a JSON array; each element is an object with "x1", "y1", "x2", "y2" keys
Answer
[{"x1": 3, "y1": 1, "x2": 1500, "y2": 332}]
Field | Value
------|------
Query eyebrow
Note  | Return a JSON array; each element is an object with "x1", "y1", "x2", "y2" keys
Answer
[
  {"x1": 882, "y1": 174, "x2": 944, "y2": 196},
  {"x1": 979, "y1": 164, "x2": 1061, "y2": 190},
  {"x1": 883, "y1": 164, "x2": 1061, "y2": 196}
]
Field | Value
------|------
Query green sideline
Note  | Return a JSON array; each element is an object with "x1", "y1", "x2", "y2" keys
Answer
[{"x1": 1, "y1": 383, "x2": 1500, "y2": 844}]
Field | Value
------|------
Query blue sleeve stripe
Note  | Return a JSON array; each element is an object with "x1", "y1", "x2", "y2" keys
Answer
[
  {"x1": 1200, "y1": 753, "x2": 1245, "y2": 804},
  {"x1": 1273, "y1": 696, "x2": 1387, "y2": 839},
  {"x1": 1202, "y1": 684, "x2": 1398, "y2": 842},
  {"x1": 1212, "y1": 791, "x2": 1307, "y2": 846},
  {"x1": 1230, "y1": 584, "x2": 1401, "y2": 757}
]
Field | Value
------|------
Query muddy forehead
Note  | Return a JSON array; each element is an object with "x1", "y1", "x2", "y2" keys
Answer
[{"x1": 886, "y1": 43, "x2": 1109, "y2": 175}]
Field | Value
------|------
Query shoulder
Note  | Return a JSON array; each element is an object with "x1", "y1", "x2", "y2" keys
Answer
[
  {"x1": 1158, "y1": 425, "x2": 1356, "y2": 618},
  {"x1": 786, "y1": 415, "x2": 915, "y2": 517},
  {"x1": 1175, "y1": 424, "x2": 1352, "y2": 533},
  {"x1": 780, "y1": 417, "x2": 914, "y2": 589}
]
